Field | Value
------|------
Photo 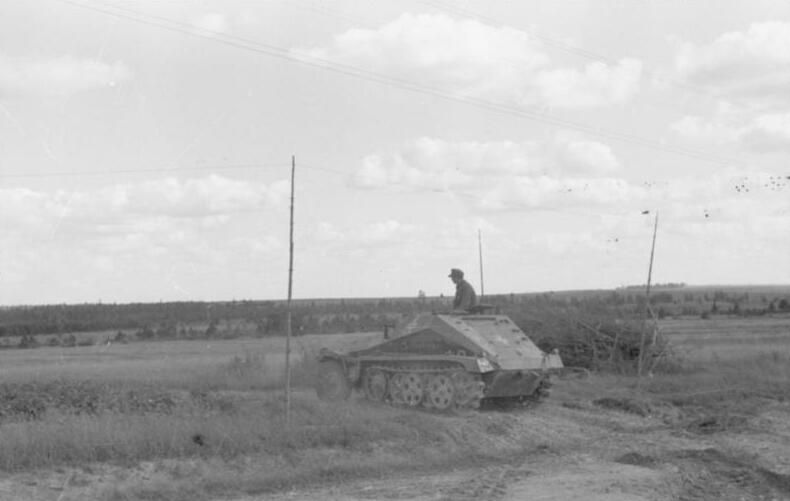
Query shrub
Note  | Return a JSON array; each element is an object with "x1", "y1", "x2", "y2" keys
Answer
[
  {"x1": 112, "y1": 331, "x2": 129, "y2": 344},
  {"x1": 17, "y1": 335, "x2": 39, "y2": 350},
  {"x1": 77, "y1": 336, "x2": 95, "y2": 347},
  {"x1": 519, "y1": 309, "x2": 670, "y2": 374}
]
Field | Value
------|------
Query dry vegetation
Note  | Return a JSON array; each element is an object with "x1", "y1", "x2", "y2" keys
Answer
[
  {"x1": 0, "y1": 335, "x2": 540, "y2": 500},
  {"x1": 0, "y1": 313, "x2": 788, "y2": 500}
]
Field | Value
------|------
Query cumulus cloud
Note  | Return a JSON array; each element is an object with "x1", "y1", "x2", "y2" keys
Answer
[
  {"x1": 311, "y1": 219, "x2": 418, "y2": 247},
  {"x1": 674, "y1": 22, "x2": 790, "y2": 101},
  {"x1": 352, "y1": 136, "x2": 622, "y2": 195},
  {"x1": 0, "y1": 54, "x2": 131, "y2": 97},
  {"x1": 557, "y1": 138, "x2": 620, "y2": 174},
  {"x1": 478, "y1": 176, "x2": 648, "y2": 211},
  {"x1": 0, "y1": 175, "x2": 291, "y2": 303},
  {"x1": 293, "y1": 13, "x2": 641, "y2": 109},
  {"x1": 350, "y1": 136, "x2": 790, "y2": 235},
  {"x1": 672, "y1": 110, "x2": 790, "y2": 152},
  {"x1": 351, "y1": 136, "x2": 651, "y2": 214},
  {"x1": 191, "y1": 13, "x2": 229, "y2": 33},
  {"x1": 536, "y1": 59, "x2": 642, "y2": 108},
  {"x1": 0, "y1": 175, "x2": 288, "y2": 233}
]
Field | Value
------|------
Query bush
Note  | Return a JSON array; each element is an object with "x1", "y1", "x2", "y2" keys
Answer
[
  {"x1": 112, "y1": 331, "x2": 129, "y2": 344},
  {"x1": 136, "y1": 326, "x2": 155, "y2": 340},
  {"x1": 17, "y1": 335, "x2": 39, "y2": 350},
  {"x1": 77, "y1": 336, "x2": 95, "y2": 347},
  {"x1": 517, "y1": 308, "x2": 670, "y2": 374}
]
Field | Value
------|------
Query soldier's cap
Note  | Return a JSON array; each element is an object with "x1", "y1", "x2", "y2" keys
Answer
[{"x1": 448, "y1": 268, "x2": 464, "y2": 278}]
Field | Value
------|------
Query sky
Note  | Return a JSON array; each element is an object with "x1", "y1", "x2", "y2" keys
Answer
[{"x1": 1, "y1": 0, "x2": 789, "y2": 305}]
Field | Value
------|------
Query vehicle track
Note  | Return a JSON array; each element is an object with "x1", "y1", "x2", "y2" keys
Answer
[
  {"x1": 437, "y1": 464, "x2": 531, "y2": 501},
  {"x1": 673, "y1": 448, "x2": 790, "y2": 501}
]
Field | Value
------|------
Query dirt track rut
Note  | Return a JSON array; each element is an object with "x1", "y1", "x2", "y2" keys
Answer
[{"x1": 258, "y1": 396, "x2": 790, "y2": 501}]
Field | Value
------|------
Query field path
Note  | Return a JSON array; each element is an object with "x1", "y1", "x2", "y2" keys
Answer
[{"x1": 243, "y1": 396, "x2": 790, "y2": 501}]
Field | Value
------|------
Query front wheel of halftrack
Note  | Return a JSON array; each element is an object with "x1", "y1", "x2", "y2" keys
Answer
[
  {"x1": 451, "y1": 371, "x2": 485, "y2": 409},
  {"x1": 315, "y1": 360, "x2": 351, "y2": 402}
]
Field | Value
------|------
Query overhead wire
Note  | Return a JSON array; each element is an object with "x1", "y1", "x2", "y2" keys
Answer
[
  {"x1": 0, "y1": 162, "x2": 291, "y2": 179},
  {"x1": 40, "y1": 0, "x2": 780, "y2": 221},
  {"x1": 52, "y1": 0, "x2": 744, "y2": 167},
  {"x1": 420, "y1": 0, "x2": 746, "y2": 111},
  {"x1": 303, "y1": 0, "x2": 714, "y2": 119}
]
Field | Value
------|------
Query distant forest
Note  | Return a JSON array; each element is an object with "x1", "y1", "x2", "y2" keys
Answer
[{"x1": 1, "y1": 285, "x2": 789, "y2": 346}]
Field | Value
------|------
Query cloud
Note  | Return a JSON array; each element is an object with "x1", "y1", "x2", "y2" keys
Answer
[
  {"x1": 351, "y1": 137, "x2": 790, "y2": 229},
  {"x1": 672, "y1": 110, "x2": 790, "y2": 152},
  {"x1": 671, "y1": 114, "x2": 740, "y2": 143},
  {"x1": 0, "y1": 175, "x2": 290, "y2": 303},
  {"x1": 293, "y1": 13, "x2": 641, "y2": 109},
  {"x1": 0, "y1": 55, "x2": 131, "y2": 97},
  {"x1": 0, "y1": 175, "x2": 288, "y2": 234},
  {"x1": 535, "y1": 59, "x2": 642, "y2": 108},
  {"x1": 478, "y1": 176, "x2": 647, "y2": 211},
  {"x1": 191, "y1": 13, "x2": 229, "y2": 33},
  {"x1": 742, "y1": 113, "x2": 790, "y2": 151},
  {"x1": 674, "y1": 22, "x2": 790, "y2": 101},
  {"x1": 311, "y1": 219, "x2": 418, "y2": 247},
  {"x1": 557, "y1": 138, "x2": 620, "y2": 174},
  {"x1": 352, "y1": 136, "x2": 622, "y2": 194}
]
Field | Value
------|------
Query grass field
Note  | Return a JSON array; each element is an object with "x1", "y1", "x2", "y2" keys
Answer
[
  {"x1": 0, "y1": 314, "x2": 788, "y2": 500},
  {"x1": 660, "y1": 314, "x2": 790, "y2": 361},
  {"x1": 0, "y1": 332, "x2": 383, "y2": 385}
]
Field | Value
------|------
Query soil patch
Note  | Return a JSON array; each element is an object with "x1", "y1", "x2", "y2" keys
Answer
[
  {"x1": 615, "y1": 452, "x2": 658, "y2": 467},
  {"x1": 592, "y1": 397, "x2": 651, "y2": 416},
  {"x1": 672, "y1": 448, "x2": 790, "y2": 500},
  {"x1": 685, "y1": 414, "x2": 749, "y2": 434}
]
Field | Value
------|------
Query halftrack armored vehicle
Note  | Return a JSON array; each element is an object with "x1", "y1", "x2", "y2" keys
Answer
[{"x1": 314, "y1": 311, "x2": 563, "y2": 410}]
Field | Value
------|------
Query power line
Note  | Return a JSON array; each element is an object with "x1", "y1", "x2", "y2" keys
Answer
[
  {"x1": 421, "y1": 0, "x2": 743, "y2": 110},
  {"x1": 294, "y1": 0, "x2": 715, "y2": 126},
  {"x1": 0, "y1": 162, "x2": 290, "y2": 179},
  {"x1": 55, "y1": 0, "x2": 744, "y2": 167}
]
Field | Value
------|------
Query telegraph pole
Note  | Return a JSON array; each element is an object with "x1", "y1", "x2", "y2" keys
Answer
[
  {"x1": 638, "y1": 211, "x2": 659, "y2": 379},
  {"x1": 285, "y1": 155, "x2": 295, "y2": 426},
  {"x1": 478, "y1": 229, "x2": 485, "y2": 299}
]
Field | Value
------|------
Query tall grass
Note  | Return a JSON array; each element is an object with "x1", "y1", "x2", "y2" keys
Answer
[
  {"x1": 638, "y1": 351, "x2": 790, "y2": 409},
  {"x1": 0, "y1": 348, "x2": 315, "y2": 469},
  {"x1": 0, "y1": 387, "x2": 538, "y2": 500}
]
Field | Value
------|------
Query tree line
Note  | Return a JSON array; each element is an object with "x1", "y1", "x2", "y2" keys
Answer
[{"x1": 1, "y1": 286, "x2": 788, "y2": 341}]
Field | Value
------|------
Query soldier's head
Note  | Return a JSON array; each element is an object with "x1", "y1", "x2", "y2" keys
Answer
[{"x1": 448, "y1": 268, "x2": 464, "y2": 284}]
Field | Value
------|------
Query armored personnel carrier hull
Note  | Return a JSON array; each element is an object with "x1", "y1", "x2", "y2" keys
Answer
[{"x1": 315, "y1": 312, "x2": 564, "y2": 410}]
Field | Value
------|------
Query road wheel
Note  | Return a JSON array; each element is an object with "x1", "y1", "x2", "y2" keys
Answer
[
  {"x1": 315, "y1": 360, "x2": 351, "y2": 402},
  {"x1": 390, "y1": 372, "x2": 423, "y2": 407},
  {"x1": 425, "y1": 374, "x2": 455, "y2": 410},
  {"x1": 362, "y1": 368, "x2": 388, "y2": 402}
]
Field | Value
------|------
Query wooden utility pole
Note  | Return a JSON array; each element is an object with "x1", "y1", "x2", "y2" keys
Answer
[
  {"x1": 638, "y1": 211, "x2": 659, "y2": 379},
  {"x1": 478, "y1": 229, "x2": 485, "y2": 298},
  {"x1": 285, "y1": 155, "x2": 295, "y2": 426}
]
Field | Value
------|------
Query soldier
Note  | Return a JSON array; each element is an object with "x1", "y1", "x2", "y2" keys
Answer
[{"x1": 449, "y1": 268, "x2": 477, "y2": 312}]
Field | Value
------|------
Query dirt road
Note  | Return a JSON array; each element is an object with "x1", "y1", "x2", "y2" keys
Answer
[{"x1": 251, "y1": 387, "x2": 790, "y2": 501}]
